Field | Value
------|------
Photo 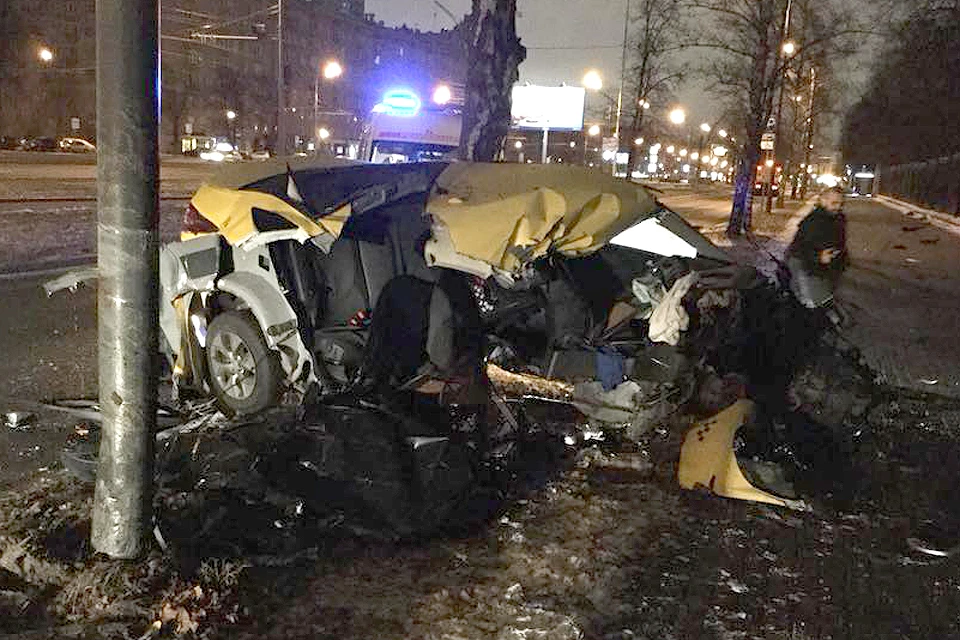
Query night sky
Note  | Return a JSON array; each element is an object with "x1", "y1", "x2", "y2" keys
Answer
[{"x1": 364, "y1": 0, "x2": 714, "y2": 120}]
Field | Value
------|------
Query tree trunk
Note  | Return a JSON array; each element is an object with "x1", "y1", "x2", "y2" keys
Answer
[{"x1": 459, "y1": 0, "x2": 526, "y2": 162}]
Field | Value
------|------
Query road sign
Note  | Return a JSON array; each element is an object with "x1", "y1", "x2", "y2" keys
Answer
[
  {"x1": 761, "y1": 132, "x2": 775, "y2": 150},
  {"x1": 71, "y1": 117, "x2": 81, "y2": 131}
]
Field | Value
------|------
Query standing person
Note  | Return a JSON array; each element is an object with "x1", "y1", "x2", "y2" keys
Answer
[{"x1": 785, "y1": 186, "x2": 848, "y2": 308}]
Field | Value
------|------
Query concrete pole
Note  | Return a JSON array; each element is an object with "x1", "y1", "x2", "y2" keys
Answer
[
  {"x1": 91, "y1": 0, "x2": 160, "y2": 559},
  {"x1": 277, "y1": 0, "x2": 286, "y2": 155}
]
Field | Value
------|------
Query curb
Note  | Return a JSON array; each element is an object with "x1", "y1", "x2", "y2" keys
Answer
[{"x1": 874, "y1": 195, "x2": 960, "y2": 238}]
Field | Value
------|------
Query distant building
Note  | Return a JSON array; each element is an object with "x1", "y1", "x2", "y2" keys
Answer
[{"x1": 0, "y1": 0, "x2": 467, "y2": 153}]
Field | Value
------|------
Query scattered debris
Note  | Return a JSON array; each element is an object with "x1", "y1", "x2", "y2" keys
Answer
[
  {"x1": 42, "y1": 267, "x2": 98, "y2": 297},
  {"x1": 4, "y1": 411, "x2": 35, "y2": 431}
]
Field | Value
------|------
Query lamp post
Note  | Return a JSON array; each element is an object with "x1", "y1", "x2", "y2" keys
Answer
[
  {"x1": 585, "y1": 123, "x2": 601, "y2": 166},
  {"x1": 226, "y1": 110, "x2": 237, "y2": 148},
  {"x1": 314, "y1": 59, "x2": 342, "y2": 151}
]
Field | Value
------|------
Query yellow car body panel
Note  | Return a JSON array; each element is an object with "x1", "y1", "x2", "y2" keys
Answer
[
  {"x1": 678, "y1": 399, "x2": 808, "y2": 510},
  {"x1": 189, "y1": 185, "x2": 334, "y2": 246},
  {"x1": 428, "y1": 162, "x2": 659, "y2": 274}
]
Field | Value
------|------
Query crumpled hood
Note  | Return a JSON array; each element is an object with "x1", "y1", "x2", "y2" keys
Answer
[{"x1": 427, "y1": 162, "x2": 661, "y2": 273}]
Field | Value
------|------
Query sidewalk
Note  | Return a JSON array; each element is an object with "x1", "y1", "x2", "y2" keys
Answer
[
  {"x1": 874, "y1": 194, "x2": 960, "y2": 238},
  {"x1": 658, "y1": 187, "x2": 814, "y2": 272}
]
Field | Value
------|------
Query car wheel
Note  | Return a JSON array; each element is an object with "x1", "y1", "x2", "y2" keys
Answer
[{"x1": 205, "y1": 311, "x2": 281, "y2": 416}]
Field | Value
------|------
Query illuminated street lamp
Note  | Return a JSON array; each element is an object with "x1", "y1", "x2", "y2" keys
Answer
[
  {"x1": 700, "y1": 122, "x2": 711, "y2": 133},
  {"x1": 226, "y1": 110, "x2": 236, "y2": 121},
  {"x1": 588, "y1": 124, "x2": 601, "y2": 137},
  {"x1": 668, "y1": 107, "x2": 686, "y2": 125},
  {"x1": 582, "y1": 70, "x2": 603, "y2": 92},
  {"x1": 433, "y1": 84, "x2": 453, "y2": 106},
  {"x1": 323, "y1": 60, "x2": 343, "y2": 80},
  {"x1": 38, "y1": 47, "x2": 54, "y2": 63},
  {"x1": 315, "y1": 59, "x2": 343, "y2": 150},
  {"x1": 782, "y1": 40, "x2": 796, "y2": 56},
  {"x1": 634, "y1": 137, "x2": 644, "y2": 146},
  {"x1": 718, "y1": 129, "x2": 728, "y2": 138},
  {"x1": 318, "y1": 127, "x2": 331, "y2": 141}
]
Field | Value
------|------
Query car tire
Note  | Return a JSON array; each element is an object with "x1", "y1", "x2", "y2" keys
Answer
[{"x1": 205, "y1": 311, "x2": 281, "y2": 416}]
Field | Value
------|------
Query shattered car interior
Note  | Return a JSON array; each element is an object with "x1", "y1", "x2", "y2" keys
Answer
[{"x1": 152, "y1": 158, "x2": 878, "y2": 534}]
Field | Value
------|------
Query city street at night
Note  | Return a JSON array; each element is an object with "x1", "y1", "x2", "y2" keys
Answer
[{"x1": 4, "y1": 0, "x2": 960, "y2": 637}]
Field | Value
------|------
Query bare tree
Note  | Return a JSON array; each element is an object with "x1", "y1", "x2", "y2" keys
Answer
[
  {"x1": 459, "y1": 0, "x2": 526, "y2": 162},
  {"x1": 624, "y1": 0, "x2": 687, "y2": 176},
  {"x1": 688, "y1": 0, "x2": 865, "y2": 234}
]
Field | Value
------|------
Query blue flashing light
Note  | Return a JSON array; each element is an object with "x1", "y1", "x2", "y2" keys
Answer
[{"x1": 377, "y1": 89, "x2": 422, "y2": 116}]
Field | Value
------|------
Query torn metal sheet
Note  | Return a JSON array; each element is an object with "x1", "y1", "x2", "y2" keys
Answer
[
  {"x1": 678, "y1": 399, "x2": 809, "y2": 510},
  {"x1": 42, "y1": 399, "x2": 182, "y2": 428},
  {"x1": 42, "y1": 267, "x2": 98, "y2": 296}
]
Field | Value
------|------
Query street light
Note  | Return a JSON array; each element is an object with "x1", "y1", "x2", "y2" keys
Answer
[
  {"x1": 588, "y1": 124, "x2": 601, "y2": 137},
  {"x1": 315, "y1": 59, "x2": 343, "y2": 151},
  {"x1": 433, "y1": 84, "x2": 452, "y2": 106},
  {"x1": 318, "y1": 127, "x2": 331, "y2": 141},
  {"x1": 718, "y1": 129, "x2": 728, "y2": 138},
  {"x1": 38, "y1": 47, "x2": 54, "y2": 63},
  {"x1": 782, "y1": 40, "x2": 796, "y2": 56},
  {"x1": 322, "y1": 60, "x2": 343, "y2": 80},
  {"x1": 634, "y1": 137, "x2": 644, "y2": 146},
  {"x1": 583, "y1": 70, "x2": 603, "y2": 92},
  {"x1": 700, "y1": 122, "x2": 711, "y2": 134},
  {"x1": 226, "y1": 110, "x2": 236, "y2": 121},
  {"x1": 668, "y1": 107, "x2": 686, "y2": 125}
]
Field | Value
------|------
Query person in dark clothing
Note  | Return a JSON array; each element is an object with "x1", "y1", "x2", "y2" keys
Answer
[{"x1": 785, "y1": 187, "x2": 848, "y2": 308}]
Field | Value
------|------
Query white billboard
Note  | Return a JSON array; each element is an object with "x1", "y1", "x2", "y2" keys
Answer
[{"x1": 511, "y1": 85, "x2": 586, "y2": 131}]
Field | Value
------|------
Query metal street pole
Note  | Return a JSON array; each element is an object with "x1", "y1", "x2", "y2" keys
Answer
[
  {"x1": 768, "y1": 0, "x2": 793, "y2": 213},
  {"x1": 276, "y1": 0, "x2": 285, "y2": 155},
  {"x1": 91, "y1": 0, "x2": 160, "y2": 559},
  {"x1": 800, "y1": 66, "x2": 816, "y2": 199},
  {"x1": 613, "y1": 0, "x2": 630, "y2": 176},
  {"x1": 541, "y1": 127, "x2": 549, "y2": 163},
  {"x1": 314, "y1": 70, "x2": 320, "y2": 151}
]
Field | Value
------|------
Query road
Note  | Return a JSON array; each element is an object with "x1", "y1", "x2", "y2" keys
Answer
[
  {"x1": 659, "y1": 188, "x2": 960, "y2": 398},
  {"x1": 0, "y1": 167, "x2": 958, "y2": 484}
]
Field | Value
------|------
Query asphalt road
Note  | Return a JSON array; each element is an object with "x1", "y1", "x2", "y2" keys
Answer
[{"x1": 1, "y1": 168, "x2": 959, "y2": 484}]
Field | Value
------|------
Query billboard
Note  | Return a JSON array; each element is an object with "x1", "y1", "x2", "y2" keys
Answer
[{"x1": 511, "y1": 85, "x2": 586, "y2": 131}]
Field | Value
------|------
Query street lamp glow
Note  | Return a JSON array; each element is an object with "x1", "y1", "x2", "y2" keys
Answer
[
  {"x1": 582, "y1": 70, "x2": 603, "y2": 91},
  {"x1": 318, "y1": 127, "x2": 331, "y2": 141},
  {"x1": 690, "y1": 151, "x2": 699, "y2": 160},
  {"x1": 432, "y1": 84, "x2": 453, "y2": 105},
  {"x1": 666, "y1": 145, "x2": 675, "y2": 154},
  {"x1": 668, "y1": 108, "x2": 686, "y2": 125},
  {"x1": 765, "y1": 159, "x2": 775, "y2": 168},
  {"x1": 700, "y1": 122, "x2": 711, "y2": 133},
  {"x1": 639, "y1": 99, "x2": 651, "y2": 109},
  {"x1": 679, "y1": 148, "x2": 687, "y2": 157},
  {"x1": 514, "y1": 140, "x2": 523, "y2": 150},
  {"x1": 38, "y1": 47, "x2": 53, "y2": 63},
  {"x1": 588, "y1": 124, "x2": 601, "y2": 137},
  {"x1": 782, "y1": 41, "x2": 797, "y2": 56},
  {"x1": 225, "y1": 110, "x2": 237, "y2": 121},
  {"x1": 322, "y1": 60, "x2": 343, "y2": 80},
  {"x1": 718, "y1": 129, "x2": 728, "y2": 138},
  {"x1": 570, "y1": 141, "x2": 577, "y2": 148},
  {"x1": 634, "y1": 137, "x2": 644, "y2": 146}
]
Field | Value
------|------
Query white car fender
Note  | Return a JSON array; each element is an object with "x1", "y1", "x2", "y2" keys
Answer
[{"x1": 216, "y1": 270, "x2": 313, "y2": 385}]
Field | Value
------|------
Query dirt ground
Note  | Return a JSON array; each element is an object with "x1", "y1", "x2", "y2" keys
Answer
[{"x1": 3, "y1": 379, "x2": 960, "y2": 640}]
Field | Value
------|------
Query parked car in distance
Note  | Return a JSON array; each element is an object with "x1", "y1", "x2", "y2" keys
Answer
[
  {"x1": 59, "y1": 137, "x2": 96, "y2": 153},
  {"x1": 21, "y1": 137, "x2": 59, "y2": 152}
]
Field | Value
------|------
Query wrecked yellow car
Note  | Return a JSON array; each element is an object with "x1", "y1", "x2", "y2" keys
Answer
[{"x1": 160, "y1": 159, "x2": 740, "y2": 415}]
